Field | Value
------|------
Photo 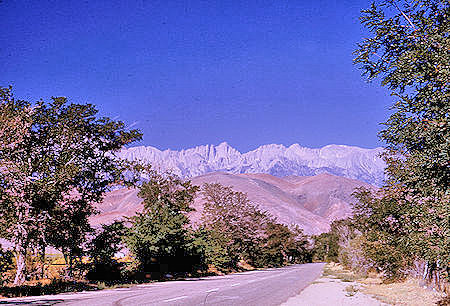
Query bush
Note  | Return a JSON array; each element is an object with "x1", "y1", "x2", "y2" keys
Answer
[
  {"x1": 86, "y1": 221, "x2": 126, "y2": 282},
  {"x1": 0, "y1": 248, "x2": 14, "y2": 285},
  {"x1": 0, "y1": 279, "x2": 95, "y2": 298}
]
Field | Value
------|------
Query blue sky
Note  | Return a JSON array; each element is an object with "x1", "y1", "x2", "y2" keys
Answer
[{"x1": 1, "y1": 0, "x2": 392, "y2": 152}]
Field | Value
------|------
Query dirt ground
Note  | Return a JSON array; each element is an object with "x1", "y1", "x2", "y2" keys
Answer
[
  {"x1": 282, "y1": 263, "x2": 446, "y2": 306},
  {"x1": 282, "y1": 276, "x2": 383, "y2": 305}
]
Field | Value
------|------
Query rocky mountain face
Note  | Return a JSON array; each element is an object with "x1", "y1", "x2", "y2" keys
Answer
[
  {"x1": 93, "y1": 172, "x2": 375, "y2": 235},
  {"x1": 118, "y1": 142, "x2": 386, "y2": 186}
]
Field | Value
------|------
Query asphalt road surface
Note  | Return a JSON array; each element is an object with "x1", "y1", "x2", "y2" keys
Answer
[{"x1": 1, "y1": 263, "x2": 324, "y2": 306}]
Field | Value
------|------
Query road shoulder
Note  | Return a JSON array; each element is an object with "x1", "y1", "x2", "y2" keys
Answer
[
  {"x1": 281, "y1": 263, "x2": 384, "y2": 306},
  {"x1": 281, "y1": 276, "x2": 383, "y2": 306},
  {"x1": 282, "y1": 263, "x2": 447, "y2": 306}
]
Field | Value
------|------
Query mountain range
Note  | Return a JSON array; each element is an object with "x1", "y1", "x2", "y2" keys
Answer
[{"x1": 118, "y1": 142, "x2": 386, "y2": 186}]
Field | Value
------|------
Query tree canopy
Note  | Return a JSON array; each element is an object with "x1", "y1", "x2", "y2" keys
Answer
[
  {"x1": 0, "y1": 86, "x2": 142, "y2": 284},
  {"x1": 124, "y1": 173, "x2": 199, "y2": 277},
  {"x1": 347, "y1": 0, "x2": 449, "y2": 286},
  {"x1": 354, "y1": 0, "x2": 449, "y2": 196}
]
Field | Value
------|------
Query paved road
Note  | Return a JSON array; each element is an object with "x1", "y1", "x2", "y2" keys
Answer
[{"x1": 1, "y1": 263, "x2": 324, "y2": 306}]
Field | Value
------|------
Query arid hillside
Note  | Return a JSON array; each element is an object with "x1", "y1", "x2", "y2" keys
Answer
[{"x1": 92, "y1": 172, "x2": 375, "y2": 235}]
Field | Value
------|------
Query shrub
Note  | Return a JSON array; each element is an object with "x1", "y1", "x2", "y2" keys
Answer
[{"x1": 0, "y1": 248, "x2": 14, "y2": 285}]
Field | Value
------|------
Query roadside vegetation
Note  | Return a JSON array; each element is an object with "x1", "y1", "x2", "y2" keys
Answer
[
  {"x1": 312, "y1": 0, "x2": 449, "y2": 300},
  {"x1": 322, "y1": 263, "x2": 446, "y2": 305}
]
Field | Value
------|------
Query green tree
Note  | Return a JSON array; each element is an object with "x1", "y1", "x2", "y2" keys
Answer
[
  {"x1": 259, "y1": 222, "x2": 292, "y2": 267},
  {"x1": 312, "y1": 230, "x2": 340, "y2": 263},
  {"x1": 354, "y1": 0, "x2": 449, "y2": 285},
  {"x1": 354, "y1": 0, "x2": 449, "y2": 194},
  {"x1": 283, "y1": 225, "x2": 310, "y2": 264},
  {"x1": 0, "y1": 87, "x2": 142, "y2": 284},
  {"x1": 200, "y1": 183, "x2": 272, "y2": 269},
  {"x1": 0, "y1": 87, "x2": 34, "y2": 284},
  {"x1": 257, "y1": 222, "x2": 308, "y2": 267},
  {"x1": 89, "y1": 221, "x2": 126, "y2": 266},
  {"x1": 191, "y1": 226, "x2": 234, "y2": 271},
  {"x1": 352, "y1": 187, "x2": 412, "y2": 279},
  {"x1": 124, "y1": 173, "x2": 199, "y2": 276},
  {"x1": 86, "y1": 221, "x2": 126, "y2": 281},
  {"x1": 196, "y1": 184, "x2": 311, "y2": 270}
]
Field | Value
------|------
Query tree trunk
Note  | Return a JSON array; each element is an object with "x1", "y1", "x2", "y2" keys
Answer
[
  {"x1": 40, "y1": 242, "x2": 46, "y2": 279},
  {"x1": 13, "y1": 243, "x2": 27, "y2": 285},
  {"x1": 63, "y1": 252, "x2": 70, "y2": 279},
  {"x1": 422, "y1": 261, "x2": 429, "y2": 281},
  {"x1": 63, "y1": 251, "x2": 73, "y2": 280},
  {"x1": 69, "y1": 255, "x2": 73, "y2": 278}
]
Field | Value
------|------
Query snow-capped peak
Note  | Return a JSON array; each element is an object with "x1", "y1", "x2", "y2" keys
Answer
[{"x1": 118, "y1": 142, "x2": 385, "y2": 185}]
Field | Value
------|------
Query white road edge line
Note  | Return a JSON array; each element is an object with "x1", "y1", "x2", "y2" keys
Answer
[
  {"x1": 163, "y1": 296, "x2": 188, "y2": 302},
  {"x1": 230, "y1": 283, "x2": 240, "y2": 287},
  {"x1": 206, "y1": 288, "x2": 219, "y2": 293}
]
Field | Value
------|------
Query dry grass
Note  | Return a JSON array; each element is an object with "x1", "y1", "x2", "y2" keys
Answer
[
  {"x1": 363, "y1": 278, "x2": 445, "y2": 306},
  {"x1": 323, "y1": 263, "x2": 447, "y2": 306},
  {"x1": 345, "y1": 284, "x2": 359, "y2": 297},
  {"x1": 237, "y1": 259, "x2": 255, "y2": 271},
  {"x1": 322, "y1": 262, "x2": 364, "y2": 282}
]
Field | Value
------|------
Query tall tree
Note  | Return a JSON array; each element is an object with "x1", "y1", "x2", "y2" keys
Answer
[
  {"x1": 354, "y1": 0, "x2": 449, "y2": 284},
  {"x1": 0, "y1": 87, "x2": 142, "y2": 284},
  {"x1": 0, "y1": 87, "x2": 39, "y2": 284},
  {"x1": 124, "y1": 173, "x2": 199, "y2": 275},
  {"x1": 258, "y1": 222, "x2": 299, "y2": 267},
  {"x1": 200, "y1": 183, "x2": 271, "y2": 268},
  {"x1": 354, "y1": 0, "x2": 449, "y2": 193}
]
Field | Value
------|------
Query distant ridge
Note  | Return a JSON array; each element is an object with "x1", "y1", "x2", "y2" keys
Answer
[
  {"x1": 93, "y1": 172, "x2": 376, "y2": 235},
  {"x1": 118, "y1": 142, "x2": 385, "y2": 185}
]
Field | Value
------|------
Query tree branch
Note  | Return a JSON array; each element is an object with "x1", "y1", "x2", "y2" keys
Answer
[{"x1": 391, "y1": 0, "x2": 416, "y2": 30}]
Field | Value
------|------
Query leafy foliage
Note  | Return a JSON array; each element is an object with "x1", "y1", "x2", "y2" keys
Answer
[
  {"x1": 191, "y1": 226, "x2": 234, "y2": 271},
  {"x1": 312, "y1": 231, "x2": 340, "y2": 263},
  {"x1": 351, "y1": 187, "x2": 413, "y2": 279},
  {"x1": 257, "y1": 222, "x2": 309, "y2": 267},
  {"x1": 199, "y1": 183, "x2": 310, "y2": 270},
  {"x1": 0, "y1": 247, "x2": 14, "y2": 285},
  {"x1": 352, "y1": 0, "x2": 449, "y2": 286},
  {"x1": 324, "y1": 0, "x2": 450, "y2": 287},
  {"x1": 354, "y1": 0, "x2": 449, "y2": 196},
  {"x1": 86, "y1": 221, "x2": 126, "y2": 281},
  {"x1": 0, "y1": 86, "x2": 142, "y2": 284},
  {"x1": 89, "y1": 221, "x2": 126, "y2": 266},
  {"x1": 124, "y1": 173, "x2": 199, "y2": 277},
  {"x1": 200, "y1": 183, "x2": 271, "y2": 269}
]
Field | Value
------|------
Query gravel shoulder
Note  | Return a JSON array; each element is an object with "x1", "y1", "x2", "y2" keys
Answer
[
  {"x1": 281, "y1": 275, "x2": 384, "y2": 306},
  {"x1": 282, "y1": 263, "x2": 447, "y2": 306}
]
